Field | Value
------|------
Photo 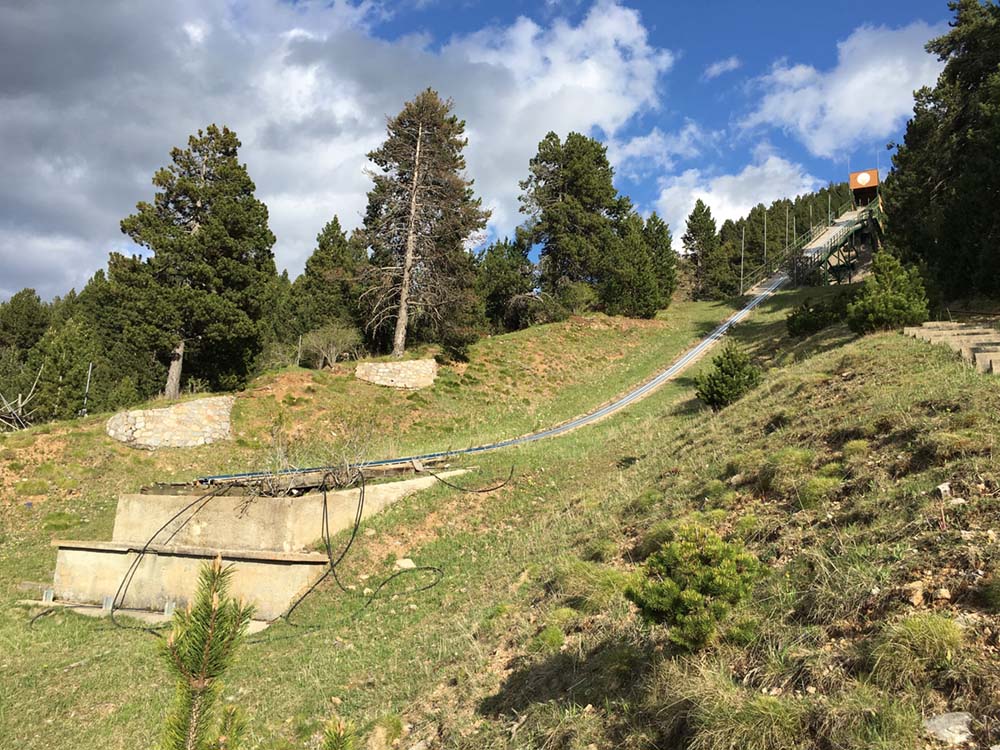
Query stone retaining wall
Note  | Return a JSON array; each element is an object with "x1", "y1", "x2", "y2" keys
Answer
[
  {"x1": 106, "y1": 395, "x2": 235, "y2": 450},
  {"x1": 355, "y1": 358, "x2": 437, "y2": 389}
]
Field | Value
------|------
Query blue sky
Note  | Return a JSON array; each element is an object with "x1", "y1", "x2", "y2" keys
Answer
[{"x1": 0, "y1": 0, "x2": 951, "y2": 299}]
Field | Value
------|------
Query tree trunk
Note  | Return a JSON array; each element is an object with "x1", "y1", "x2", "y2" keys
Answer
[
  {"x1": 392, "y1": 123, "x2": 423, "y2": 359},
  {"x1": 165, "y1": 340, "x2": 185, "y2": 400}
]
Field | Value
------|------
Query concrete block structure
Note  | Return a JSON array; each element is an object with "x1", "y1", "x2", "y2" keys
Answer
[{"x1": 47, "y1": 470, "x2": 466, "y2": 622}]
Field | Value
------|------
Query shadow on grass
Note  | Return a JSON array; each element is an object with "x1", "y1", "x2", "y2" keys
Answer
[{"x1": 478, "y1": 636, "x2": 653, "y2": 718}]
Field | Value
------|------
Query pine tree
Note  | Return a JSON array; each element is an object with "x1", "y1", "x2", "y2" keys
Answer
[
  {"x1": 846, "y1": 251, "x2": 929, "y2": 333},
  {"x1": 475, "y1": 237, "x2": 535, "y2": 330},
  {"x1": 643, "y1": 212, "x2": 677, "y2": 307},
  {"x1": 601, "y1": 215, "x2": 660, "y2": 318},
  {"x1": 293, "y1": 216, "x2": 365, "y2": 335},
  {"x1": 695, "y1": 341, "x2": 762, "y2": 410},
  {"x1": 682, "y1": 200, "x2": 724, "y2": 299},
  {"x1": 885, "y1": 0, "x2": 1000, "y2": 299},
  {"x1": 121, "y1": 124, "x2": 278, "y2": 397},
  {"x1": 27, "y1": 317, "x2": 101, "y2": 421},
  {"x1": 520, "y1": 132, "x2": 624, "y2": 296},
  {"x1": 360, "y1": 89, "x2": 489, "y2": 357},
  {"x1": 161, "y1": 557, "x2": 253, "y2": 750},
  {"x1": 0, "y1": 288, "x2": 50, "y2": 353}
]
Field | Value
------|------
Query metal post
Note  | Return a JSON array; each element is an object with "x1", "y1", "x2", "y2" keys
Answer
[
  {"x1": 81, "y1": 361, "x2": 93, "y2": 417},
  {"x1": 740, "y1": 224, "x2": 745, "y2": 295},
  {"x1": 810, "y1": 204, "x2": 814, "y2": 234},
  {"x1": 785, "y1": 204, "x2": 789, "y2": 254},
  {"x1": 763, "y1": 209, "x2": 767, "y2": 271},
  {"x1": 828, "y1": 193, "x2": 832, "y2": 226}
]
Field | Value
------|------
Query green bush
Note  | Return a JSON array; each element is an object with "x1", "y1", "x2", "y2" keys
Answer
[
  {"x1": 695, "y1": 341, "x2": 762, "y2": 411},
  {"x1": 627, "y1": 524, "x2": 761, "y2": 650},
  {"x1": 786, "y1": 298, "x2": 839, "y2": 337},
  {"x1": 786, "y1": 291, "x2": 857, "y2": 338},
  {"x1": 846, "y1": 252, "x2": 928, "y2": 334}
]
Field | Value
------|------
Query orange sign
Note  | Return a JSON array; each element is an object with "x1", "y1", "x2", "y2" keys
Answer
[{"x1": 850, "y1": 169, "x2": 879, "y2": 190}]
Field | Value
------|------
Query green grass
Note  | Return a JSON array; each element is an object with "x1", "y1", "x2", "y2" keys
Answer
[
  {"x1": 867, "y1": 614, "x2": 965, "y2": 690},
  {"x1": 2, "y1": 284, "x2": 1000, "y2": 749}
]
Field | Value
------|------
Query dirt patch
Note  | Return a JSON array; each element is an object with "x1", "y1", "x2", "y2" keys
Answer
[{"x1": 247, "y1": 370, "x2": 316, "y2": 404}]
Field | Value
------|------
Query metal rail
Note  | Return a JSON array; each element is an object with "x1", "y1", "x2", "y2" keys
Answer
[{"x1": 197, "y1": 274, "x2": 788, "y2": 485}]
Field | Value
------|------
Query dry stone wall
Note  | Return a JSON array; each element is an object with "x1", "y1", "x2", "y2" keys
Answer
[
  {"x1": 355, "y1": 359, "x2": 437, "y2": 389},
  {"x1": 106, "y1": 395, "x2": 235, "y2": 450}
]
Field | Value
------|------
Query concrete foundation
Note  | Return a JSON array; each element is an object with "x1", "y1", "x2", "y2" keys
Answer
[
  {"x1": 46, "y1": 469, "x2": 468, "y2": 621},
  {"x1": 52, "y1": 541, "x2": 328, "y2": 620},
  {"x1": 112, "y1": 470, "x2": 467, "y2": 552}
]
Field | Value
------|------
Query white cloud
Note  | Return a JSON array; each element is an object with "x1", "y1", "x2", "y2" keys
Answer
[
  {"x1": 655, "y1": 147, "x2": 822, "y2": 239},
  {"x1": 741, "y1": 21, "x2": 945, "y2": 158},
  {"x1": 703, "y1": 55, "x2": 741, "y2": 80},
  {"x1": 0, "y1": 0, "x2": 673, "y2": 299},
  {"x1": 606, "y1": 121, "x2": 709, "y2": 181}
]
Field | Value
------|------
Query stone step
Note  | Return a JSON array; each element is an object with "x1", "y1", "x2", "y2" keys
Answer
[
  {"x1": 973, "y1": 350, "x2": 1000, "y2": 374},
  {"x1": 920, "y1": 321, "x2": 968, "y2": 330},
  {"x1": 913, "y1": 327, "x2": 997, "y2": 343},
  {"x1": 952, "y1": 339, "x2": 1000, "y2": 361},
  {"x1": 112, "y1": 470, "x2": 467, "y2": 552},
  {"x1": 51, "y1": 540, "x2": 328, "y2": 620}
]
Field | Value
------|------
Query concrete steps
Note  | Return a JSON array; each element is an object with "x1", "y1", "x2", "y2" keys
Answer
[
  {"x1": 42, "y1": 469, "x2": 466, "y2": 622},
  {"x1": 51, "y1": 540, "x2": 328, "y2": 620},
  {"x1": 904, "y1": 322, "x2": 1000, "y2": 373}
]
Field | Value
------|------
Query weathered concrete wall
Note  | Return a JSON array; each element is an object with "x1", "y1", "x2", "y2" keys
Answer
[
  {"x1": 112, "y1": 470, "x2": 468, "y2": 551},
  {"x1": 52, "y1": 541, "x2": 327, "y2": 620},
  {"x1": 106, "y1": 395, "x2": 235, "y2": 450},
  {"x1": 355, "y1": 359, "x2": 437, "y2": 389}
]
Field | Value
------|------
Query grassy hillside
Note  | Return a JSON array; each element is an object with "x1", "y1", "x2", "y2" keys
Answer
[{"x1": 3, "y1": 285, "x2": 997, "y2": 749}]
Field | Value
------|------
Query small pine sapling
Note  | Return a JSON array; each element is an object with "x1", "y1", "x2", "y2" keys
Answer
[
  {"x1": 161, "y1": 556, "x2": 254, "y2": 750},
  {"x1": 694, "y1": 341, "x2": 762, "y2": 410},
  {"x1": 846, "y1": 252, "x2": 929, "y2": 333},
  {"x1": 627, "y1": 524, "x2": 761, "y2": 650},
  {"x1": 322, "y1": 718, "x2": 358, "y2": 750}
]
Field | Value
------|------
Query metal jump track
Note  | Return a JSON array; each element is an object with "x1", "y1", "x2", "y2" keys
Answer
[{"x1": 197, "y1": 273, "x2": 790, "y2": 486}]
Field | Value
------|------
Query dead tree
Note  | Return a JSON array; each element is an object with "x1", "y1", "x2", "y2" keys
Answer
[{"x1": 360, "y1": 89, "x2": 489, "y2": 357}]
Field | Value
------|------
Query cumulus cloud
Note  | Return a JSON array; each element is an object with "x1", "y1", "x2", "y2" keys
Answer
[
  {"x1": 703, "y1": 55, "x2": 742, "y2": 80},
  {"x1": 741, "y1": 21, "x2": 945, "y2": 158},
  {"x1": 0, "y1": 0, "x2": 673, "y2": 300},
  {"x1": 606, "y1": 121, "x2": 711, "y2": 181},
  {"x1": 655, "y1": 147, "x2": 822, "y2": 239}
]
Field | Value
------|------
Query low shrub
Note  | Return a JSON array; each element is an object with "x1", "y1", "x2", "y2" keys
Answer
[
  {"x1": 503, "y1": 293, "x2": 568, "y2": 331},
  {"x1": 786, "y1": 298, "x2": 839, "y2": 338},
  {"x1": 627, "y1": 524, "x2": 761, "y2": 650},
  {"x1": 867, "y1": 613, "x2": 963, "y2": 689},
  {"x1": 846, "y1": 252, "x2": 929, "y2": 334},
  {"x1": 695, "y1": 342, "x2": 762, "y2": 411},
  {"x1": 786, "y1": 290, "x2": 859, "y2": 338}
]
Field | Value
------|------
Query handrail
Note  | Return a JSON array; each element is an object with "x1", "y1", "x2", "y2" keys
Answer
[{"x1": 739, "y1": 199, "x2": 857, "y2": 293}]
